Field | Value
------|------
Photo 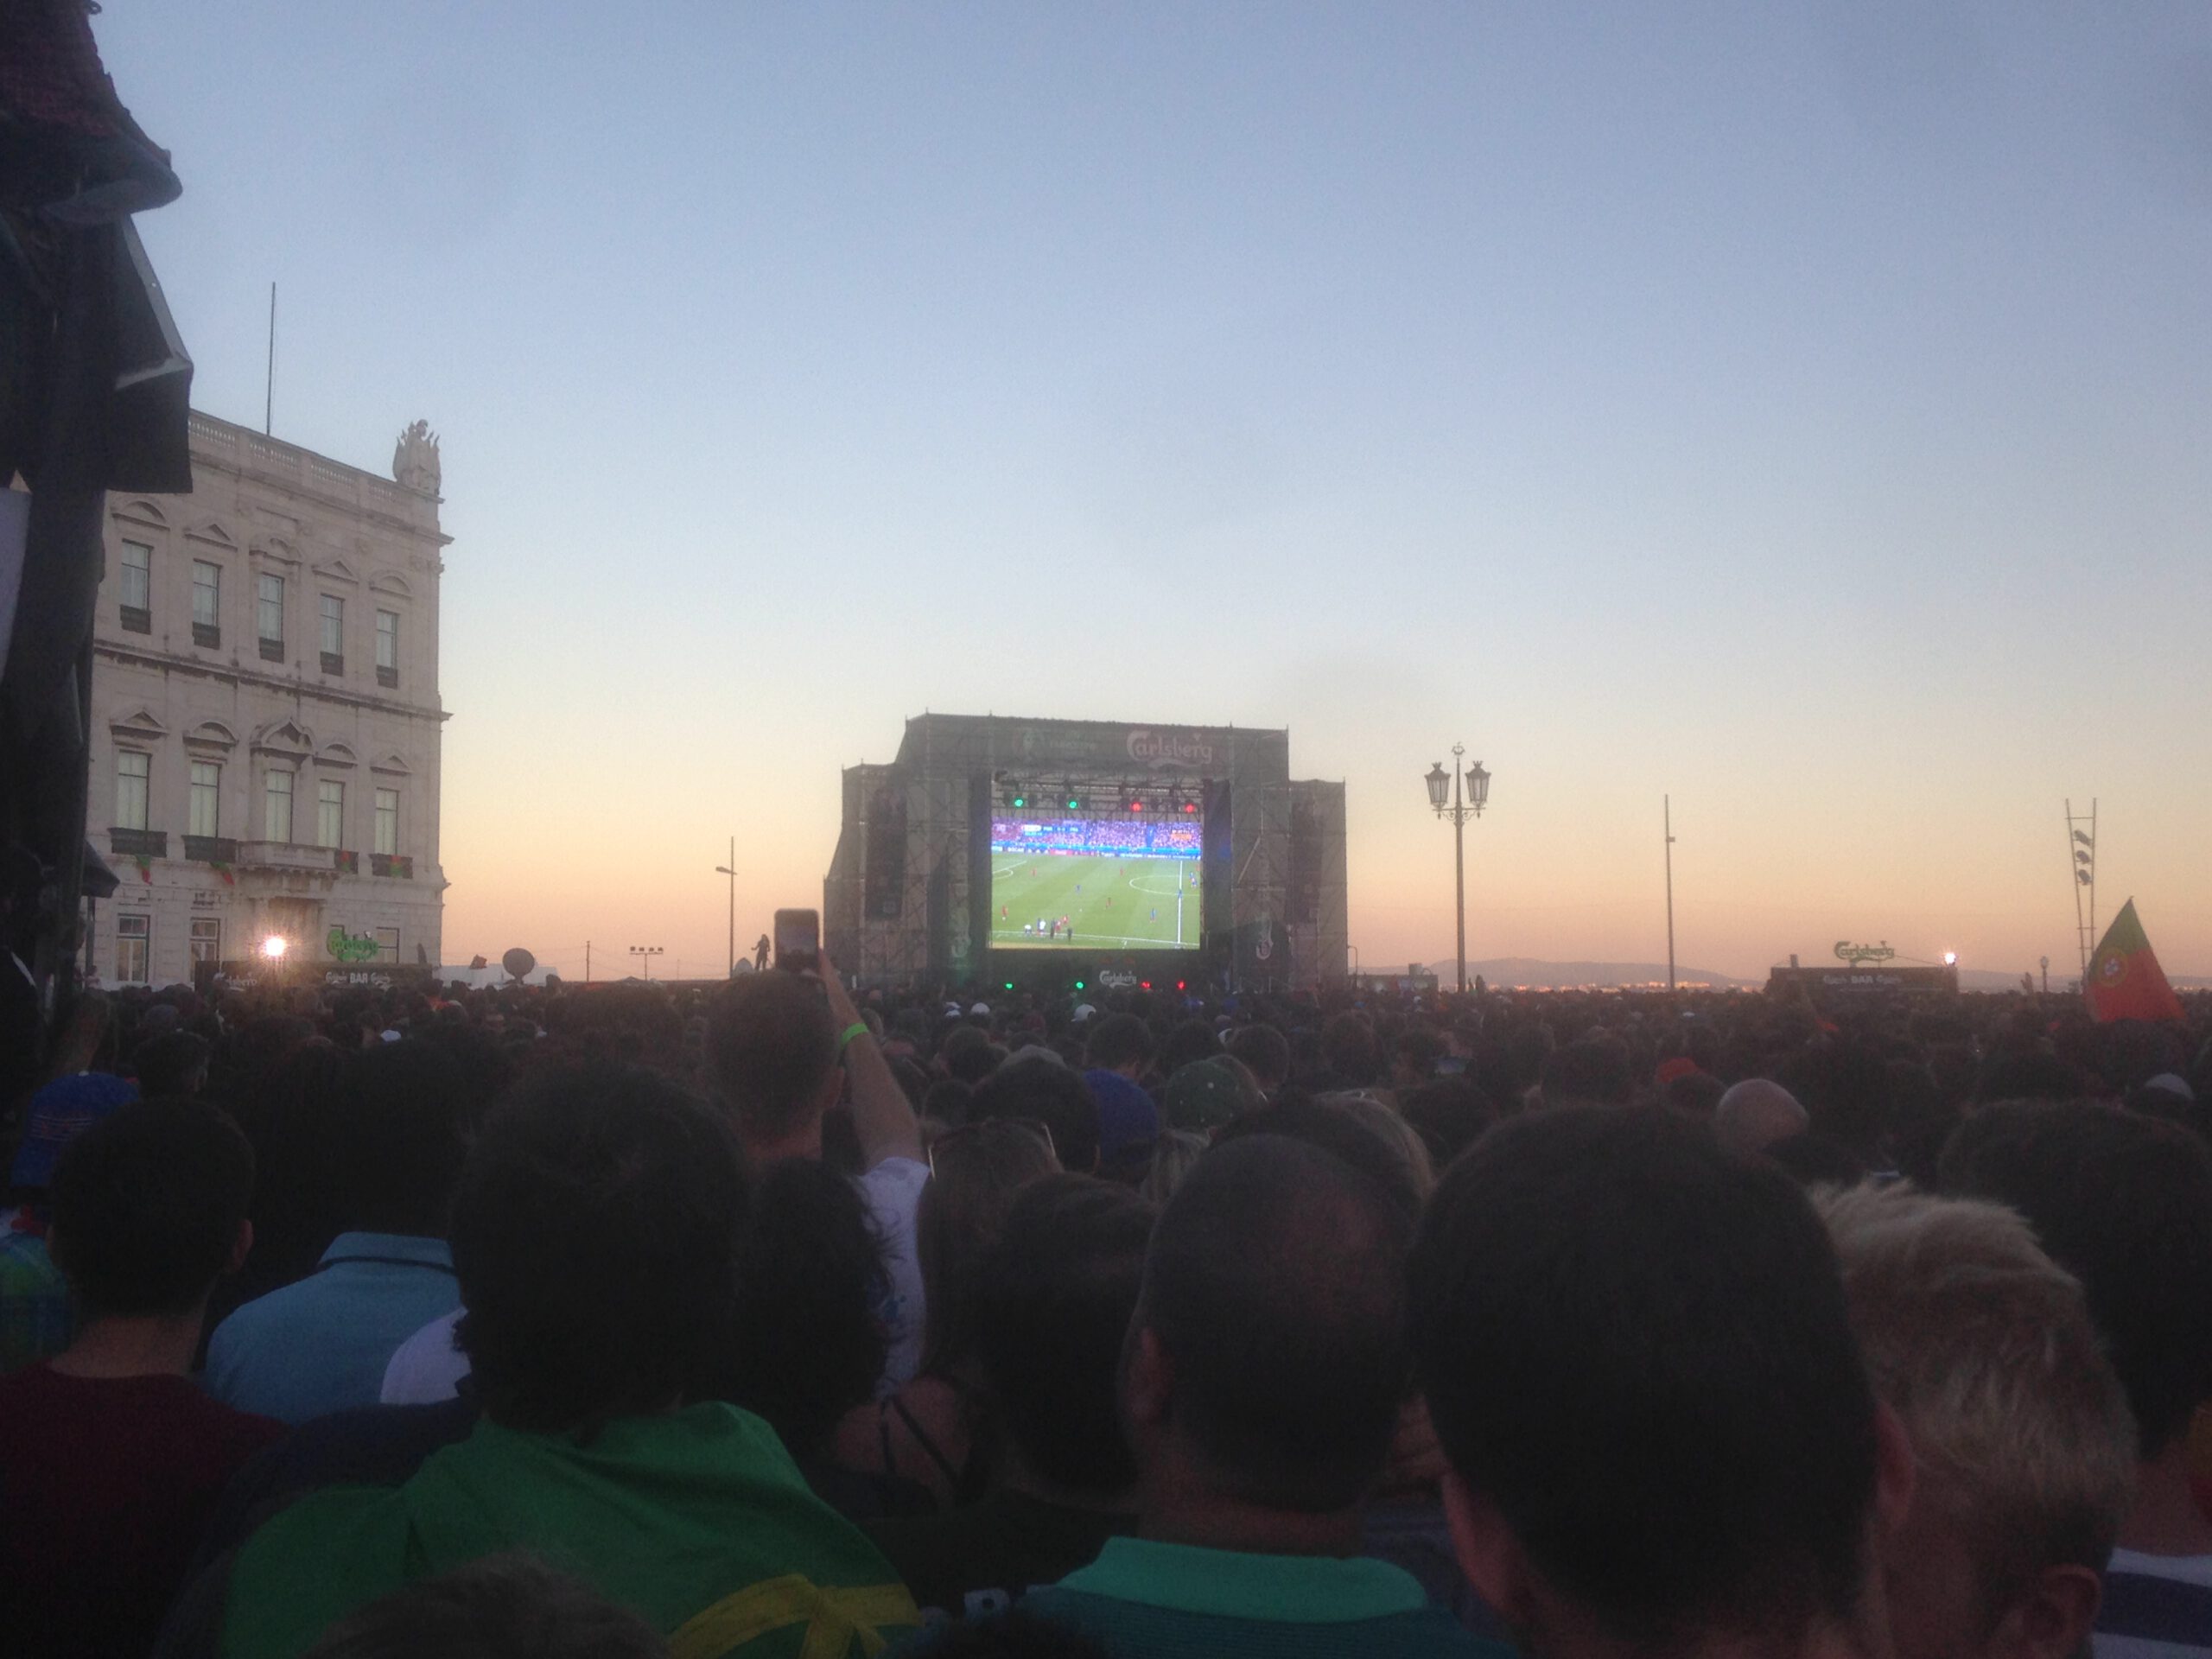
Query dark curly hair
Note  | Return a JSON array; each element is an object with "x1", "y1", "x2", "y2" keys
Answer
[
  {"x1": 730, "y1": 1158, "x2": 887, "y2": 1454},
  {"x1": 453, "y1": 1063, "x2": 747, "y2": 1434}
]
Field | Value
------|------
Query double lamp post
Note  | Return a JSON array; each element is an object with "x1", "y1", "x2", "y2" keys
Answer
[{"x1": 1424, "y1": 745, "x2": 1491, "y2": 995}]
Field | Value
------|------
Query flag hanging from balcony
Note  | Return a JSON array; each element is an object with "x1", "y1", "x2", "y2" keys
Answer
[
  {"x1": 131, "y1": 855, "x2": 152, "y2": 884},
  {"x1": 210, "y1": 861, "x2": 235, "y2": 887},
  {"x1": 2086, "y1": 899, "x2": 2185, "y2": 1024}
]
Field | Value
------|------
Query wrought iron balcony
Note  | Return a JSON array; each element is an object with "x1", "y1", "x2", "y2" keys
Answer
[
  {"x1": 182, "y1": 835, "x2": 239, "y2": 863},
  {"x1": 108, "y1": 827, "x2": 166, "y2": 858}
]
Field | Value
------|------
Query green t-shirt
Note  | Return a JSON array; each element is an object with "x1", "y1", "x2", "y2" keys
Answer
[
  {"x1": 868, "y1": 1489, "x2": 1136, "y2": 1618},
  {"x1": 220, "y1": 1403, "x2": 918, "y2": 1659},
  {"x1": 1020, "y1": 1536, "x2": 1516, "y2": 1659}
]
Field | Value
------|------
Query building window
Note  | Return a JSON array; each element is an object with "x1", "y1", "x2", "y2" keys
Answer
[
  {"x1": 375, "y1": 925, "x2": 400, "y2": 964},
  {"x1": 264, "y1": 768, "x2": 294, "y2": 842},
  {"x1": 116, "y1": 914, "x2": 149, "y2": 984},
  {"x1": 257, "y1": 573, "x2": 285, "y2": 659},
  {"x1": 116, "y1": 750, "x2": 149, "y2": 830},
  {"x1": 376, "y1": 609, "x2": 399, "y2": 688},
  {"x1": 189, "y1": 761, "x2": 220, "y2": 838},
  {"x1": 373, "y1": 787, "x2": 398, "y2": 856},
  {"x1": 320, "y1": 594, "x2": 344, "y2": 673},
  {"x1": 120, "y1": 541, "x2": 152, "y2": 632},
  {"x1": 192, "y1": 560, "x2": 221, "y2": 647},
  {"x1": 189, "y1": 917, "x2": 221, "y2": 968},
  {"x1": 318, "y1": 780, "x2": 345, "y2": 849}
]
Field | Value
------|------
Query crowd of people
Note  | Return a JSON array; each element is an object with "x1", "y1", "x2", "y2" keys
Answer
[{"x1": 3, "y1": 960, "x2": 2210, "y2": 1659}]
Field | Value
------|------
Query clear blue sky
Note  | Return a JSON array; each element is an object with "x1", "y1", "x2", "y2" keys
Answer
[{"x1": 101, "y1": 3, "x2": 2212, "y2": 978}]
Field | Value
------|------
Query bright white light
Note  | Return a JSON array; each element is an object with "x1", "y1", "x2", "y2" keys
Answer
[
  {"x1": 1942, "y1": 951, "x2": 1959, "y2": 966},
  {"x1": 260, "y1": 935, "x2": 289, "y2": 960}
]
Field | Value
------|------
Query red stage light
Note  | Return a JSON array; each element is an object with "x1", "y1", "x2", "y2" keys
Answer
[
  {"x1": 1175, "y1": 980, "x2": 1186, "y2": 991},
  {"x1": 1182, "y1": 803, "x2": 1197, "y2": 813},
  {"x1": 1129, "y1": 802, "x2": 1142, "y2": 811},
  {"x1": 1140, "y1": 981, "x2": 1152, "y2": 990}
]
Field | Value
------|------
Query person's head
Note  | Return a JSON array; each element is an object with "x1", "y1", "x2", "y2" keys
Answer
[
  {"x1": 1940, "y1": 1101, "x2": 2212, "y2": 1462},
  {"x1": 48, "y1": 1098, "x2": 254, "y2": 1319},
  {"x1": 975, "y1": 1175, "x2": 1157, "y2": 1497},
  {"x1": 1319, "y1": 1011, "x2": 1381, "y2": 1086},
  {"x1": 1400, "y1": 1077, "x2": 1498, "y2": 1170},
  {"x1": 705, "y1": 972, "x2": 839, "y2": 1154},
  {"x1": 300, "y1": 1554, "x2": 668, "y2": 1659},
  {"x1": 1084, "y1": 1014, "x2": 1154, "y2": 1079},
  {"x1": 1125, "y1": 1134, "x2": 1414, "y2": 1516},
  {"x1": 132, "y1": 1029, "x2": 212, "y2": 1097},
  {"x1": 1538, "y1": 1041, "x2": 1633, "y2": 1109},
  {"x1": 1223, "y1": 1023, "x2": 1290, "y2": 1094},
  {"x1": 339, "y1": 1039, "x2": 480, "y2": 1236},
  {"x1": 1763, "y1": 1129, "x2": 1873, "y2": 1192},
  {"x1": 1155, "y1": 1020, "x2": 1220, "y2": 1079},
  {"x1": 1714, "y1": 1077, "x2": 1810, "y2": 1155},
  {"x1": 452, "y1": 1063, "x2": 748, "y2": 1433},
  {"x1": 1394, "y1": 1028, "x2": 1446, "y2": 1089},
  {"x1": 1138, "y1": 1128, "x2": 1210, "y2": 1205},
  {"x1": 917, "y1": 1116, "x2": 1061, "y2": 1376},
  {"x1": 731, "y1": 1157, "x2": 887, "y2": 1456},
  {"x1": 1970, "y1": 1052, "x2": 2089, "y2": 1108},
  {"x1": 1777, "y1": 1044, "x2": 1894, "y2": 1163},
  {"x1": 1161, "y1": 1056, "x2": 1263, "y2": 1135},
  {"x1": 1409, "y1": 1108, "x2": 1903, "y2": 1656},
  {"x1": 972, "y1": 1056, "x2": 1101, "y2": 1173},
  {"x1": 1213, "y1": 1095, "x2": 1429, "y2": 1222},
  {"x1": 1818, "y1": 1183, "x2": 2133, "y2": 1659}
]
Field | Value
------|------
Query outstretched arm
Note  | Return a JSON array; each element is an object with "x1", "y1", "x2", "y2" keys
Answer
[{"x1": 814, "y1": 953, "x2": 922, "y2": 1168}]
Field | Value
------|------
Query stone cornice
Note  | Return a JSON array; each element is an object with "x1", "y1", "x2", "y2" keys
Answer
[
  {"x1": 92, "y1": 639, "x2": 453, "y2": 723},
  {"x1": 185, "y1": 413, "x2": 454, "y2": 553}
]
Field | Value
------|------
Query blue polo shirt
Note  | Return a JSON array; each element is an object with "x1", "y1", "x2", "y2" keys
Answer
[
  {"x1": 1020, "y1": 1536, "x2": 1515, "y2": 1659},
  {"x1": 207, "y1": 1232, "x2": 461, "y2": 1425}
]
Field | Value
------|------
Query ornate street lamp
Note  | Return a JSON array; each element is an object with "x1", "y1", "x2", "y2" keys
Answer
[{"x1": 1425, "y1": 743, "x2": 1491, "y2": 995}]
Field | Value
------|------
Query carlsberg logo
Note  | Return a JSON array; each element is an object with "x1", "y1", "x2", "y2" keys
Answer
[{"x1": 1126, "y1": 730, "x2": 1213, "y2": 768}]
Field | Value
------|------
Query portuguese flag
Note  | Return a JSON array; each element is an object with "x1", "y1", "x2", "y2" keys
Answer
[{"x1": 2086, "y1": 899, "x2": 2186, "y2": 1024}]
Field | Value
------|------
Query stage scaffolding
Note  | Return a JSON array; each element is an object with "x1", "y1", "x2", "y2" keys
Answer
[{"x1": 825, "y1": 715, "x2": 1347, "y2": 990}]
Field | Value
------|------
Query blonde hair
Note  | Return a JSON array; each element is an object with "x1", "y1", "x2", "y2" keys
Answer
[{"x1": 1817, "y1": 1182, "x2": 2135, "y2": 1611}]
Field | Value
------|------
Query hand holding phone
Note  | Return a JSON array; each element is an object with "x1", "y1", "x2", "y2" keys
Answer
[{"x1": 773, "y1": 908, "x2": 819, "y2": 974}]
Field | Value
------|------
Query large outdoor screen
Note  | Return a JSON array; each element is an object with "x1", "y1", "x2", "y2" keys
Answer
[{"x1": 988, "y1": 816, "x2": 1202, "y2": 950}]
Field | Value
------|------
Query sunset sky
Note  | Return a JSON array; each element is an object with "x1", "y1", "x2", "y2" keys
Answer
[{"x1": 102, "y1": 3, "x2": 2211, "y2": 982}]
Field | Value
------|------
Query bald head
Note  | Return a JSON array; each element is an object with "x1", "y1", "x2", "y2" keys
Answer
[{"x1": 1715, "y1": 1078, "x2": 1808, "y2": 1154}]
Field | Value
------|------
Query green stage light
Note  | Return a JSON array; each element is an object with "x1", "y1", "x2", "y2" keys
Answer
[
  {"x1": 1073, "y1": 980, "x2": 1085, "y2": 990},
  {"x1": 1066, "y1": 796, "x2": 1079, "y2": 809},
  {"x1": 1003, "y1": 981, "x2": 1014, "y2": 991},
  {"x1": 1012, "y1": 796, "x2": 1025, "y2": 807}
]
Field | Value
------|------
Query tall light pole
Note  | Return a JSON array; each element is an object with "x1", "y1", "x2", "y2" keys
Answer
[
  {"x1": 1664, "y1": 795, "x2": 1677, "y2": 993},
  {"x1": 628, "y1": 945, "x2": 664, "y2": 982},
  {"x1": 714, "y1": 836, "x2": 735, "y2": 979},
  {"x1": 1424, "y1": 744, "x2": 1491, "y2": 995}
]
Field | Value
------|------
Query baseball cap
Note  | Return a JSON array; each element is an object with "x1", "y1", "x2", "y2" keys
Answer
[
  {"x1": 1071, "y1": 1002, "x2": 1098, "y2": 1022},
  {"x1": 1165, "y1": 1057, "x2": 1263, "y2": 1133}
]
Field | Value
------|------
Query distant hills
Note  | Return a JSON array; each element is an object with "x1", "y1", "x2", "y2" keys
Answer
[
  {"x1": 1384, "y1": 957, "x2": 1751, "y2": 990},
  {"x1": 1379, "y1": 956, "x2": 2211, "y2": 993}
]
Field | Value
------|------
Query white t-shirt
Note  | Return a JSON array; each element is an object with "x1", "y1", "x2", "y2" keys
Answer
[
  {"x1": 858, "y1": 1155, "x2": 931, "y2": 1396},
  {"x1": 380, "y1": 1306, "x2": 468, "y2": 1404},
  {"x1": 2097, "y1": 1549, "x2": 2212, "y2": 1659}
]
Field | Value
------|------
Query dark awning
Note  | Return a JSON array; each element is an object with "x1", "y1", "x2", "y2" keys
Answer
[{"x1": 80, "y1": 840, "x2": 118, "y2": 899}]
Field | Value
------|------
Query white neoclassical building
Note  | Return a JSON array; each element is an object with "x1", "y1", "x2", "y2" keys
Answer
[{"x1": 87, "y1": 412, "x2": 448, "y2": 987}]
